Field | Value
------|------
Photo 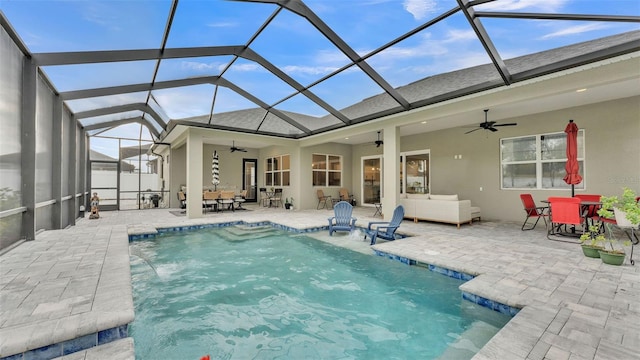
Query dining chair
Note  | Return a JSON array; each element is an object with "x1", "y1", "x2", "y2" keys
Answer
[
  {"x1": 218, "y1": 191, "x2": 236, "y2": 212},
  {"x1": 177, "y1": 191, "x2": 187, "y2": 209},
  {"x1": 259, "y1": 187, "x2": 269, "y2": 207},
  {"x1": 519, "y1": 194, "x2": 548, "y2": 231},
  {"x1": 234, "y1": 190, "x2": 247, "y2": 210},
  {"x1": 202, "y1": 190, "x2": 220, "y2": 213},
  {"x1": 574, "y1": 194, "x2": 602, "y2": 228},
  {"x1": 547, "y1": 197, "x2": 584, "y2": 241},
  {"x1": 270, "y1": 188, "x2": 283, "y2": 207}
]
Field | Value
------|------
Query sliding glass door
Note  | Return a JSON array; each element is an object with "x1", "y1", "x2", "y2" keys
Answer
[{"x1": 361, "y1": 156, "x2": 382, "y2": 205}]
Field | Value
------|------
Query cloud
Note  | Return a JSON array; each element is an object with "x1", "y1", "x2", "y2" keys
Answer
[
  {"x1": 207, "y1": 22, "x2": 237, "y2": 28},
  {"x1": 372, "y1": 28, "x2": 476, "y2": 63},
  {"x1": 281, "y1": 65, "x2": 340, "y2": 76},
  {"x1": 540, "y1": 23, "x2": 608, "y2": 39},
  {"x1": 403, "y1": 0, "x2": 438, "y2": 20},
  {"x1": 66, "y1": 93, "x2": 147, "y2": 113},
  {"x1": 228, "y1": 63, "x2": 262, "y2": 72},
  {"x1": 474, "y1": 0, "x2": 568, "y2": 12},
  {"x1": 182, "y1": 61, "x2": 227, "y2": 72},
  {"x1": 153, "y1": 90, "x2": 213, "y2": 119},
  {"x1": 80, "y1": 2, "x2": 122, "y2": 31},
  {"x1": 441, "y1": 29, "x2": 477, "y2": 43}
]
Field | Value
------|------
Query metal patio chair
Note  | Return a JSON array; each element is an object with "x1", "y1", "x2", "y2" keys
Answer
[
  {"x1": 317, "y1": 189, "x2": 332, "y2": 210},
  {"x1": 520, "y1": 194, "x2": 549, "y2": 231}
]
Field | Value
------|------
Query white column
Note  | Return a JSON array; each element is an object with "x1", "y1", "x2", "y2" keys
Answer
[
  {"x1": 382, "y1": 125, "x2": 400, "y2": 220},
  {"x1": 186, "y1": 129, "x2": 203, "y2": 218}
]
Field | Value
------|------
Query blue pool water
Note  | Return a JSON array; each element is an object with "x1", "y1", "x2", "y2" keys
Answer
[{"x1": 129, "y1": 226, "x2": 510, "y2": 359}]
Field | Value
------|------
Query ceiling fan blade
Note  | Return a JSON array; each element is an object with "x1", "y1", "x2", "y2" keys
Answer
[
  {"x1": 464, "y1": 128, "x2": 482, "y2": 134},
  {"x1": 489, "y1": 127, "x2": 498, "y2": 132},
  {"x1": 230, "y1": 140, "x2": 247, "y2": 152},
  {"x1": 493, "y1": 123, "x2": 517, "y2": 127}
]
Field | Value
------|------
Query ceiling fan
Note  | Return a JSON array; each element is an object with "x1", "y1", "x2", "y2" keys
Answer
[
  {"x1": 374, "y1": 131, "x2": 383, "y2": 147},
  {"x1": 465, "y1": 109, "x2": 517, "y2": 134},
  {"x1": 230, "y1": 141, "x2": 247, "y2": 153}
]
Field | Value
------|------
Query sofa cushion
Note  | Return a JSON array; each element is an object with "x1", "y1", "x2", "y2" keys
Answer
[
  {"x1": 429, "y1": 194, "x2": 458, "y2": 201},
  {"x1": 406, "y1": 193, "x2": 429, "y2": 199}
]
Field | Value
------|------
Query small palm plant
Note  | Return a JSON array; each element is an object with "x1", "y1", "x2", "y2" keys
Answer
[
  {"x1": 580, "y1": 224, "x2": 605, "y2": 247},
  {"x1": 579, "y1": 224, "x2": 605, "y2": 258}
]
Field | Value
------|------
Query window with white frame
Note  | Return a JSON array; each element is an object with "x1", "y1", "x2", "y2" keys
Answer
[
  {"x1": 265, "y1": 154, "x2": 290, "y2": 186},
  {"x1": 400, "y1": 150, "x2": 430, "y2": 194},
  {"x1": 501, "y1": 130, "x2": 585, "y2": 189},
  {"x1": 312, "y1": 154, "x2": 341, "y2": 186}
]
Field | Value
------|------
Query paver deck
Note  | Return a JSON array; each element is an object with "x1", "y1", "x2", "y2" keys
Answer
[{"x1": 1, "y1": 205, "x2": 638, "y2": 359}]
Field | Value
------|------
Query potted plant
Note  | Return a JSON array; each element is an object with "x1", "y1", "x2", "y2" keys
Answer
[
  {"x1": 579, "y1": 224, "x2": 605, "y2": 258},
  {"x1": 284, "y1": 197, "x2": 293, "y2": 210},
  {"x1": 599, "y1": 187, "x2": 640, "y2": 228},
  {"x1": 597, "y1": 233, "x2": 630, "y2": 266},
  {"x1": 595, "y1": 188, "x2": 637, "y2": 265}
]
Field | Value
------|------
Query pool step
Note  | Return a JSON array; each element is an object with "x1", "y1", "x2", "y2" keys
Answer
[
  {"x1": 436, "y1": 320, "x2": 501, "y2": 360},
  {"x1": 218, "y1": 225, "x2": 279, "y2": 241}
]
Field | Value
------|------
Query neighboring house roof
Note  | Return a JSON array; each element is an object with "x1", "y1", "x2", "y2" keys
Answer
[{"x1": 89, "y1": 150, "x2": 136, "y2": 172}]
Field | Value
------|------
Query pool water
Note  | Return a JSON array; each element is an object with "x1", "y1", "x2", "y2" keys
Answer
[{"x1": 129, "y1": 225, "x2": 510, "y2": 359}]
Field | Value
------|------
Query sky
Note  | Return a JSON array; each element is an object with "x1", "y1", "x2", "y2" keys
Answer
[{"x1": 1, "y1": 0, "x2": 639, "y2": 158}]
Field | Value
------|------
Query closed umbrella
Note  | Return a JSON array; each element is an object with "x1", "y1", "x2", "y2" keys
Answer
[
  {"x1": 563, "y1": 119, "x2": 582, "y2": 197},
  {"x1": 212, "y1": 151, "x2": 220, "y2": 190}
]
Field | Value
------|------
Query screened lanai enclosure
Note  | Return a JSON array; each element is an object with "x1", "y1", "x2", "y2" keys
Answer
[{"x1": 1, "y1": 0, "x2": 639, "y2": 250}]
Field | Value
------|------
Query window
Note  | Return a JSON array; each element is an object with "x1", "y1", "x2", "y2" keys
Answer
[
  {"x1": 399, "y1": 150, "x2": 430, "y2": 194},
  {"x1": 501, "y1": 130, "x2": 585, "y2": 189},
  {"x1": 265, "y1": 154, "x2": 290, "y2": 186},
  {"x1": 312, "y1": 154, "x2": 341, "y2": 186}
]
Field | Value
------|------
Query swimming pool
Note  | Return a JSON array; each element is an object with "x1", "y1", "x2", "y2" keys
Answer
[{"x1": 129, "y1": 225, "x2": 510, "y2": 359}]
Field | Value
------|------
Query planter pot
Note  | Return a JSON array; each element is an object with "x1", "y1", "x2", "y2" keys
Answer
[
  {"x1": 598, "y1": 250, "x2": 625, "y2": 266},
  {"x1": 581, "y1": 245, "x2": 603, "y2": 258},
  {"x1": 613, "y1": 207, "x2": 639, "y2": 228},
  {"x1": 284, "y1": 204, "x2": 292, "y2": 210}
]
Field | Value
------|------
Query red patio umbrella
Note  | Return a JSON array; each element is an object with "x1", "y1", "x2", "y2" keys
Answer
[{"x1": 563, "y1": 119, "x2": 582, "y2": 196}]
